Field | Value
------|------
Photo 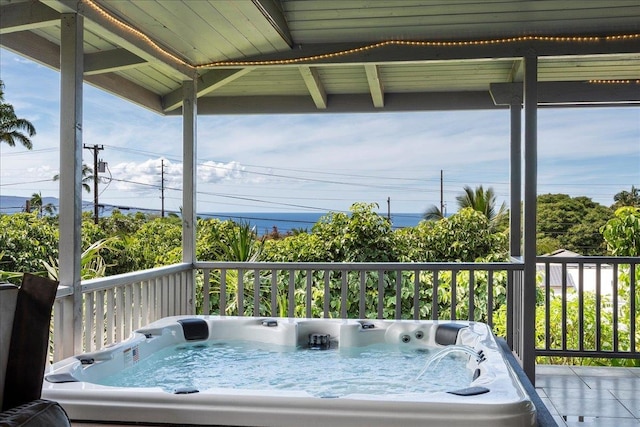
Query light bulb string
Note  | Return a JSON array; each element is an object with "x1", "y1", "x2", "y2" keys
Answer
[{"x1": 82, "y1": 0, "x2": 639, "y2": 71}]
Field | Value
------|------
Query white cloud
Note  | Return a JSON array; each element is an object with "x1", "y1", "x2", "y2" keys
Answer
[{"x1": 2, "y1": 48, "x2": 639, "y2": 213}]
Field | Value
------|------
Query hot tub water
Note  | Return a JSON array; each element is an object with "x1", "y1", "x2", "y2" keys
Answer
[{"x1": 97, "y1": 340, "x2": 473, "y2": 396}]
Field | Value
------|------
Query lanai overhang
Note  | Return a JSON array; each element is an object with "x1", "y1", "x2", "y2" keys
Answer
[{"x1": 1, "y1": 0, "x2": 640, "y2": 382}]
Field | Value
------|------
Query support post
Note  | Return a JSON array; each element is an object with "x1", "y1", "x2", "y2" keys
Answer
[
  {"x1": 182, "y1": 79, "x2": 197, "y2": 314},
  {"x1": 522, "y1": 52, "x2": 538, "y2": 383},
  {"x1": 507, "y1": 96, "x2": 522, "y2": 349},
  {"x1": 58, "y1": 13, "x2": 84, "y2": 357}
]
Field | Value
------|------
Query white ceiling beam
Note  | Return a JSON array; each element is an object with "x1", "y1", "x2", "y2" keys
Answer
[
  {"x1": 364, "y1": 64, "x2": 384, "y2": 108},
  {"x1": 84, "y1": 49, "x2": 145, "y2": 75},
  {"x1": 299, "y1": 66, "x2": 327, "y2": 109},
  {"x1": 508, "y1": 59, "x2": 525, "y2": 82},
  {"x1": 491, "y1": 81, "x2": 640, "y2": 105},
  {"x1": 176, "y1": 92, "x2": 502, "y2": 115},
  {"x1": 252, "y1": 0, "x2": 293, "y2": 47},
  {"x1": 162, "y1": 68, "x2": 254, "y2": 112},
  {"x1": 207, "y1": 39, "x2": 640, "y2": 68},
  {"x1": 0, "y1": 2, "x2": 59, "y2": 34}
]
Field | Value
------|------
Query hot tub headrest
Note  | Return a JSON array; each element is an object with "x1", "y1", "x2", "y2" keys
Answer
[
  {"x1": 435, "y1": 323, "x2": 468, "y2": 346},
  {"x1": 177, "y1": 318, "x2": 209, "y2": 341}
]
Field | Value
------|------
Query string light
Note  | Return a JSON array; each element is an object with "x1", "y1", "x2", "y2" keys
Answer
[
  {"x1": 83, "y1": 0, "x2": 193, "y2": 71},
  {"x1": 589, "y1": 79, "x2": 640, "y2": 84},
  {"x1": 81, "y1": 0, "x2": 640, "y2": 70}
]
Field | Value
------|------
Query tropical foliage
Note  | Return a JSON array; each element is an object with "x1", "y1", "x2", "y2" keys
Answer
[{"x1": 1, "y1": 195, "x2": 637, "y2": 367}]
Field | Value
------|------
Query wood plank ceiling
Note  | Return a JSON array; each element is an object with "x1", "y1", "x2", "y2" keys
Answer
[{"x1": 1, "y1": 0, "x2": 639, "y2": 115}]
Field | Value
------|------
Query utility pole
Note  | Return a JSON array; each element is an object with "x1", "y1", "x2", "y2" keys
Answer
[
  {"x1": 387, "y1": 197, "x2": 391, "y2": 221},
  {"x1": 160, "y1": 159, "x2": 165, "y2": 218},
  {"x1": 84, "y1": 144, "x2": 104, "y2": 224},
  {"x1": 440, "y1": 169, "x2": 445, "y2": 216}
]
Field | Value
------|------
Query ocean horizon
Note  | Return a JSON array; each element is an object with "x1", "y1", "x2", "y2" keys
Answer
[
  {"x1": 200, "y1": 212, "x2": 425, "y2": 235},
  {"x1": 0, "y1": 196, "x2": 426, "y2": 234}
]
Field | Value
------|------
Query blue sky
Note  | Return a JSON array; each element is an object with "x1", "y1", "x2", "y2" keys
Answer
[{"x1": 1, "y1": 48, "x2": 639, "y2": 215}]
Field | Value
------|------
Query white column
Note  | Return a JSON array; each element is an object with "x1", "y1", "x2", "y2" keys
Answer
[
  {"x1": 522, "y1": 51, "x2": 538, "y2": 383},
  {"x1": 182, "y1": 79, "x2": 197, "y2": 313},
  {"x1": 58, "y1": 13, "x2": 84, "y2": 356},
  {"x1": 507, "y1": 96, "x2": 522, "y2": 349}
]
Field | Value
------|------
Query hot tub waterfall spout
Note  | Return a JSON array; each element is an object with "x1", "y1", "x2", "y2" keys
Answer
[{"x1": 416, "y1": 345, "x2": 484, "y2": 380}]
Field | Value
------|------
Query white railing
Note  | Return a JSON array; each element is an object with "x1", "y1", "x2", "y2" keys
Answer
[
  {"x1": 195, "y1": 260, "x2": 523, "y2": 325},
  {"x1": 52, "y1": 263, "x2": 193, "y2": 361},
  {"x1": 535, "y1": 256, "x2": 639, "y2": 361}
]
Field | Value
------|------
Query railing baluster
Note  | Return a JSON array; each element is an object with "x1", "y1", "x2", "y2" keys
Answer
[
  {"x1": 487, "y1": 270, "x2": 494, "y2": 327},
  {"x1": 577, "y1": 263, "x2": 584, "y2": 351},
  {"x1": 595, "y1": 263, "x2": 602, "y2": 352},
  {"x1": 631, "y1": 261, "x2": 637, "y2": 353},
  {"x1": 612, "y1": 263, "x2": 619, "y2": 353},
  {"x1": 95, "y1": 290, "x2": 104, "y2": 350},
  {"x1": 271, "y1": 269, "x2": 277, "y2": 317},
  {"x1": 84, "y1": 293, "x2": 93, "y2": 352},
  {"x1": 306, "y1": 270, "x2": 313, "y2": 318},
  {"x1": 203, "y1": 269, "x2": 210, "y2": 315},
  {"x1": 359, "y1": 270, "x2": 366, "y2": 318},
  {"x1": 324, "y1": 270, "x2": 331, "y2": 318},
  {"x1": 395, "y1": 271, "x2": 402, "y2": 320},
  {"x1": 377, "y1": 270, "x2": 384, "y2": 319},
  {"x1": 133, "y1": 282, "x2": 141, "y2": 330},
  {"x1": 238, "y1": 268, "x2": 245, "y2": 316},
  {"x1": 544, "y1": 262, "x2": 551, "y2": 351},
  {"x1": 287, "y1": 270, "x2": 295, "y2": 318},
  {"x1": 116, "y1": 286, "x2": 124, "y2": 343},
  {"x1": 561, "y1": 262, "x2": 567, "y2": 351},
  {"x1": 451, "y1": 270, "x2": 457, "y2": 320},
  {"x1": 468, "y1": 270, "x2": 475, "y2": 321},
  {"x1": 106, "y1": 288, "x2": 115, "y2": 345},
  {"x1": 340, "y1": 271, "x2": 348, "y2": 319},
  {"x1": 220, "y1": 268, "x2": 227, "y2": 315},
  {"x1": 254, "y1": 268, "x2": 261, "y2": 317},
  {"x1": 413, "y1": 269, "x2": 420, "y2": 320},
  {"x1": 430, "y1": 270, "x2": 437, "y2": 320}
]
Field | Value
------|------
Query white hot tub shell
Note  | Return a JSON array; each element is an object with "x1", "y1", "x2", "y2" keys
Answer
[{"x1": 43, "y1": 316, "x2": 537, "y2": 427}]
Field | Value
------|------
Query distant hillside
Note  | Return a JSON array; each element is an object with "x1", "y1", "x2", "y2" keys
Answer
[
  {"x1": 0, "y1": 195, "x2": 60, "y2": 214},
  {"x1": 0, "y1": 195, "x2": 163, "y2": 216}
]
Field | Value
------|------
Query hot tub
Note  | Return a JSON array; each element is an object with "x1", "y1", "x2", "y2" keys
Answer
[{"x1": 43, "y1": 317, "x2": 536, "y2": 426}]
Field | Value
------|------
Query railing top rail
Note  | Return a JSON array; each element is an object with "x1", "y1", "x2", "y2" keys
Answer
[
  {"x1": 537, "y1": 256, "x2": 639, "y2": 264},
  {"x1": 76, "y1": 262, "x2": 192, "y2": 295},
  {"x1": 194, "y1": 260, "x2": 524, "y2": 271}
]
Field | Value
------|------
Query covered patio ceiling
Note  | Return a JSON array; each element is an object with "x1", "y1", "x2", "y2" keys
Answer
[{"x1": 1, "y1": 0, "x2": 639, "y2": 115}]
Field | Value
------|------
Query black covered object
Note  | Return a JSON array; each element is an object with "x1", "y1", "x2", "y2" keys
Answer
[
  {"x1": 2, "y1": 274, "x2": 58, "y2": 411},
  {"x1": 177, "y1": 318, "x2": 209, "y2": 341},
  {"x1": 435, "y1": 323, "x2": 468, "y2": 346},
  {"x1": 0, "y1": 399, "x2": 69, "y2": 427}
]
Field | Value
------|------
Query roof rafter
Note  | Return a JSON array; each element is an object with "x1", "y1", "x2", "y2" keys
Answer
[
  {"x1": 41, "y1": 0, "x2": 196, "y2": 79},
  {"x1": 162, "y1": 68, "x2": 254, "y2": 112},
  {"x1": 364, "y1": 64, "x2": 384, "y2": 108},
  {"x1": 84, "y1": 49, "x2": 145, "y2": 75},
  {"x1": 299, "y1": 66, "x2": 327, "y2": 109},
  {"x1": 0, "y1": 1, "x2": 59, "y2": 34}
]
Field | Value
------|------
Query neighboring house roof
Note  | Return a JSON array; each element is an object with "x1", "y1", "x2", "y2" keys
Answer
[{"x1": 536, "y1": 263, "x2": 577, "y2": 290}]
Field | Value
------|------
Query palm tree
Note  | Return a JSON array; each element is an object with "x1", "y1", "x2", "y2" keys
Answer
[
  {"x1": 612, "y1": 186, "x2": 640, "y2": 209},
  {"x1": 0, "y1": 80, "x2": 36, "y2": 149},
  {"x1": 456, "y1": 185, "x2": 507, "y2": 224},
  {"x1": 52, "y1": 163, "x2": 93, "y2": 193},
  {"x1": 423, "y1": 185, "x2": 506, "y2": 225},
  {"x1": 423, "y1": 205, "x2": 445, "y2": 221},
  {"x1": 28, "y1": 192, "x2": 57, "y2": 217}
]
